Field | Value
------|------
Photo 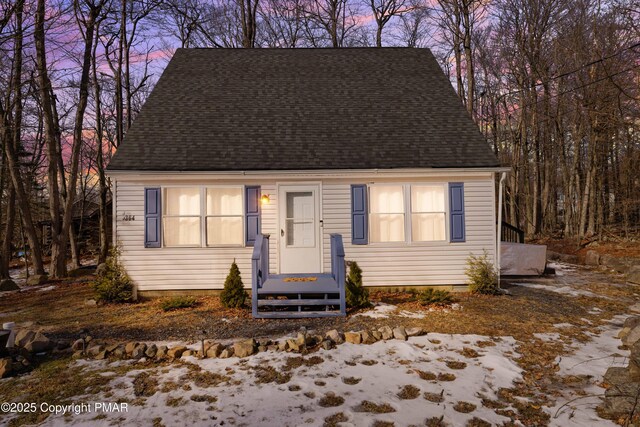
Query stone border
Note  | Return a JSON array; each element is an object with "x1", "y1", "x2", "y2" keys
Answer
[{"x1": 71, "y1": 326, "x2": 427, "y2": 363}]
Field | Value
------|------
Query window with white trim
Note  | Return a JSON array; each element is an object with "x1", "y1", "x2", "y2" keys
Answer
[
  {"x1": 163, "y1": 187, "x2": 201, "y2": 247},
  {"x1": 369, "y1": 185, "x2": 405, "y2": 242},
  {"x1": 206, "y1": 187, "x2": 243, "y2": 245},
  {"x1": 411, "y1": 185, "x2": 446, "y2": 241}
]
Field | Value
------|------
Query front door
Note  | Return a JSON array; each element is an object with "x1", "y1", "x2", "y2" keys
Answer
[{"x1": 278, "y1": 185, "x2": 321, "y2": 274}]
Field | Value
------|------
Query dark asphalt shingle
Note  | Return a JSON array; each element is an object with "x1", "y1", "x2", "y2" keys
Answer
[{"x1": 107, "y1": 48, "x2": 500, "y2": 171}]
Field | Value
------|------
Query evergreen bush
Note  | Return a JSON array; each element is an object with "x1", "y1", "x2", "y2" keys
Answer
[
  {"x1": 465, "y1": 251, "x2": 500, "y2": 295},
  {"x1": 220, "y1": 260, "x2": 248, "y2": 308},
  {"x1": 345, "y1": 261, "x2": 370, "y2": 308},
  {"x1": 93, "y1": 246, "x2": 134, "y2": 303},
  {"x1": 417, "y1": 288, "x2": 454, "y2": 306}
]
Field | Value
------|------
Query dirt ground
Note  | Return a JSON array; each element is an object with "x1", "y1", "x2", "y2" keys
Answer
[{"x1": 1, "y1": 261, "x2": 639, "y2": 426}]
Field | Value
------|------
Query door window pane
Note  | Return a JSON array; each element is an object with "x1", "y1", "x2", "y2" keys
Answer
[
  {"x1": 286, "y1": 191, "x2": 314, "y2": 247},
  {"x1": 369, "y1": 186, "x2": 405, "y2": 242}
]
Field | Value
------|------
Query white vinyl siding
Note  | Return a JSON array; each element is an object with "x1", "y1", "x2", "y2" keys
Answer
[{"x1": 114, "y1": 173, "x2": 495, "y2": 291}]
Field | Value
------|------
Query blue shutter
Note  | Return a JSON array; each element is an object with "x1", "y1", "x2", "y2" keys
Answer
[
  {"x1": 449, "y1": 182, "x2": 465, "y2": 243},
  {"x1": 144, "y1": 188, "x2": 161, "y2": 248},
  {"x1": 351, "y1": 184, "x2": 368, "y2": 245},
  {"x1": 245, "y1": 186, "x2": 261, "y2": 246}
]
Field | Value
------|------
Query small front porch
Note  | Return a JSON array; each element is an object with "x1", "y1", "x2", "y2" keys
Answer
[{"x1": 251, "y1": 234, "x2": 347, "y2": 319}]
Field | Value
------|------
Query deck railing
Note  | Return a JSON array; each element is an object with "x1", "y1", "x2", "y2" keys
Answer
[
  {"x1": 501, "y1": 221, "x2": 525, "y2": 243},
  {"x1": 251, "y1": 234, "x2": 270, "y2": 317},
  {"x1": 330, "y1": 233, "x2": 347, "y2": 315}
]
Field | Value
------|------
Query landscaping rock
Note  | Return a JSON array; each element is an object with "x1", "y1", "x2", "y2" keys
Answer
[
  {"x1": 371, "y1": 331, "x2": 382, "y2": 341},
  {"x1": 378, "y1": 326, "x2": 394, "y2": 340},
  {"x1": 321, "y1": 340, "x2": 334, "y2": 350},
  {"x1": 601, "y1": 381, "x2": 640, "y2": 418},
  {"x1": 167, "y1": 345, "x2": 187, "y2": 359},
  {"x1": 257, "y1": 345, "x2": 267, "y2": 353},
  {"x1": 585, "y1": 250, "x2": 600, "y2": 266},
  {"x1": 156, "y1": 346, "x2": 168, "y2": 359},
  {"x1": 219, "y1": 347, "x2": 234, "y2": 359},
  {"x1": 72, "y1": 351, "x2": 84, "y2": 360},
  {"x1": 105, "y1": 344, "x2": 120, "y2": 353},
  {"x1": 295, "y1": 332, "x2": 307, "y2": 347},
  {"x1": 393, "y1": 327, "x2": 408, "y2": 341},
  {"x1": 86, "y1": 345, "x2": 105, "y2": 357},
  {"x1": 619, "y1": 317, "x2": 640, "y2": 341},
  {"x1": 622, "y1": 324, "x2": 640, "y2": 348},
  {"x1": 344, "y1": 332, "x2": 362, "y2": 344},
  {"x1": 325, "y1": 329, "x2": 344, "y2": 344},
  {"x1": 205, "y1": 343, "x2": 223, "y2": 358},
  {"x1": 14, "y1": 329, "x2": 35, "y2": 348},
  {"x1": 113, "y1": 346, "x2": 126, "y2": 358},
  {"x1": 26, "y1": 274, "x2": 48, "y2": 286},
  {"x1": 0, "y1": 357, "x2": 12, "y2": 378},
  {"x1": 546, "y1": 250, "x2": 561, "y2": 261},
  {"x1": 234, "y1": 339, "x2": 256, "y2": 358},
  {"x1": 600, "y1": 254, "x2": 631, "y2": 274},
  {"x1": 182, "y1": 350, "x2": 195, "y2": 358},
  {"x1": 145, "y1": 344, "x2": 158, "y2": 358},
  {"x1": 95, "y1": 350, "x2": 108, "y2": 360},
  {"x1": 71, "y1": 339, "x2": 85, "y2": 352},
  {"x1": 557, "y1": 253, "x2": 579, "y2": 264},
  {"x1": 287, "y1": 339, "x2": 302, "y2": 352},
  {"x1": 604, "y1": 367, "x2": 629, "y2": 386},
  {"x1": 406, "y1": 327, "x2": 426, "y2": 337},
  {"x1": 84, "y1": 299, "x2": 98, "y2": 307},
  {"x1": 23, "y1": 332, "x2": 55, "y2": 353},
  {"x1": 267, "y1": 345, "x2": 278, "y2": 352},
  {"x1": 627, "y1": 266, "x2": 640, "y2": 285},
  {"x1": 277, "y1": 340, "x2": 289, "y2": 351},
  {"x1": 132, "y1": 344, "x2": 147, "y2": 359},
  {"x1": 0, "y1": 279, "x2": 19, "y2": 291},
  {"x1": 125, "y1": 342, "x2": 138, "y2": 355},
  {"x1": 361, "y1": 331, "x2": 377, "y2": 344}
]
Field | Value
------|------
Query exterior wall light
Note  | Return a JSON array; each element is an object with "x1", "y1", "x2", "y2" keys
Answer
[{"x1": 261, "y1": 194, "x2": 270, "y2": 205}]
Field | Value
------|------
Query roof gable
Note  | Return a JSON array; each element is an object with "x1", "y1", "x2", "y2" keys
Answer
[{"x1": 107, "y1": 48, "x2": 500, "y2": 171}]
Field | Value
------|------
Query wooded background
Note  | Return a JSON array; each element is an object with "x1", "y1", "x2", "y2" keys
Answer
[{"x1": 0, "y1": 0, "x2": 639, "y2": 279}]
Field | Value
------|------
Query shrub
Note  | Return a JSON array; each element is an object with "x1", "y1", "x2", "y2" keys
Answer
[
  {"x1": 93, "y1": 246, "x2": 134, "y2": 303},
  {"x1": 465, "y1": 251, "x2": 500, "y2": 295},
  {"x1": 160, "y1": 296, "x2": 198, "y2": 312},
  {"x1": 345, "y1": 261, "x2": 370, "y2": 308},
  {"x1": 220, "y1": 260, "x2": 248, "y2": 308},
  {"x1": 417, "y1": 288, "x2": 454, "y2": 306}
]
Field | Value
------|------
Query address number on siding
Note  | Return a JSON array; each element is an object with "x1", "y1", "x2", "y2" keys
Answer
[{"x1": 122, "y1": 214, "x2": 136, "y2": 221}]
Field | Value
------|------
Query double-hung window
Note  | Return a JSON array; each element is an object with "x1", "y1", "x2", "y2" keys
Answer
[
  {"x1": 163, "y1": 187, "x2": 201, "y2": 246},
  {"x1": 369, "y1": 185, "x2": 405, "y2": 243},
  {"x1": 206, "y1": 187, "x2": 243, "y2": 246},
  {"x1": 411, "y1": 185, "x2": 446, "y2": 241},
  {"x1": 368, "y1": 184, "x2": 448, "y2": 243}
]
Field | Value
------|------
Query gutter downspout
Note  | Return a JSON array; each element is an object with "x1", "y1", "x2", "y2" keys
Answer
[{"x1": 497, "y1": 172, "x2": 507, "y2": 289}]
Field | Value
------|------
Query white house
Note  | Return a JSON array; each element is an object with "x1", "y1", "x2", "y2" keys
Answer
[{"x1": 106, "y1": 48, "x2": 508, "y2": 318}]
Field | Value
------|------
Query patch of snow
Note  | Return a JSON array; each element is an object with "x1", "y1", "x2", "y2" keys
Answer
[
  {"x1": 353, "y1": 302, "x2": 397, "y2": 318},
  {"x1": 553, "y1": 323, "x2": 574, "y2": 329},
  {"x1": 545, "y1": 315, "x2": 630, "y2": 427},
  {"x1": 548, "y1": 262, "x2": 578, "y2": 277},
  {"x1": 47, "y1": 333, "x2": 523, "y2": 427},
  {"x1": 514, "y1": 283, "x2": 601, "y2": 298},
  {"x1": 397, "y1": 310, "x2": 426, "y2": 319},
  {"x1": 36, "y1": 285, "x2": 56, "y2": 292},
  {"x1": 534, "y1": 332, "x2": 562, "y2": 342}
]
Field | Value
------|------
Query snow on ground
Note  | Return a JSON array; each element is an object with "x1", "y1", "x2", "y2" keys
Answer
[
  {"x1": 43, "y1": 333, "x2": 523, "y2": 427},
  {"x1": 353, "y1": 302, "x2": 398, "y2": 318},
  {"x1": 547, "y1": 262, "x2": 578, "y2": 277},
  {"x1": 513, "y1": 282, "x2": 601, "y2": 298},
  {"x1": 545, "y1": 315, "x2": 630, "y2": 427}
]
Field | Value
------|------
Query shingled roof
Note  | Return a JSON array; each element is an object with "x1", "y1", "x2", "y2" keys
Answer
[{"x1": 107, "y1": 48, "x2": 500, "y2": 171}]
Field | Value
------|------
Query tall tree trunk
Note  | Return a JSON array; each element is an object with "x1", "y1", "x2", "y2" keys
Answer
[
  {"x1": 93, "y1": 23, "x2": 110, "y2": 264},
  {"x1": 2, "y1": 0, "x2": 45, "y2": 276},
  {"x1": 0, "y1": 185, "x2": 15, "y2": 279}
]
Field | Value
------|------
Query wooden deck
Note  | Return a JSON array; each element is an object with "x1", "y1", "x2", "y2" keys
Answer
[
  {"x1": 258, "y1": 274, "x2": 341, "y2": 294},
  {"x1": 251, "y1": 234, "x2": 347, "y2": 319}
]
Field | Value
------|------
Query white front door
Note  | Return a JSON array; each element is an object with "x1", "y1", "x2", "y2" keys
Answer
[{"x1": 278, "y1": 185, "x2": 321, "y2": 274}]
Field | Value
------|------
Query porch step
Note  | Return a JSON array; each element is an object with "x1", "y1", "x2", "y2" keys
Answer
[
  {"x1": 253, "y1": 311, "x2": 345, "y2": 319},
  {"x1": 257, "y1": 298, "x2": 341, "y2": 307}
]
